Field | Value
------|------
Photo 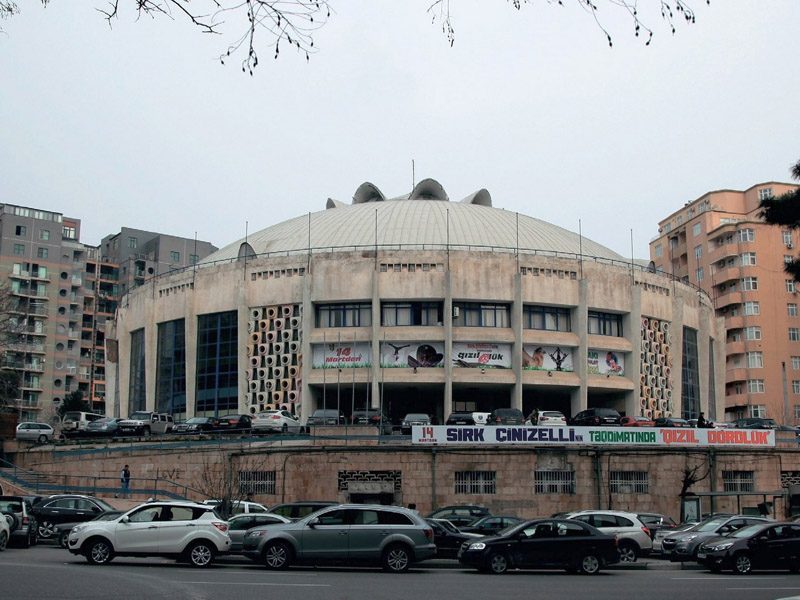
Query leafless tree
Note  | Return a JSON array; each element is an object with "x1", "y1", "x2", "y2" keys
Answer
[
  {"x1": 2, "y1": 1, "x2": 707, "y2": 74},
  {"x1": 192, "y1": 451, "x2": 271, "y2": 517},
  {"x1": 679, "y1": 460, "x2": 710, "y2": 498},
  {"x1": 0, "y1": 280, "x2": 25, "y2": 354}
]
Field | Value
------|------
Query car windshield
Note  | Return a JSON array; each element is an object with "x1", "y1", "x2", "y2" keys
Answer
[
  {"x1": 695, "y1": 517, "x2": 729, "y2": 532},
  {"x1": 128, "y1": 412, "x2": 150, "y2": 420},
  {"x1": 95, "y1": 511, "x2": 123, "y2": 521},
  {"x1": 313, "y1": 410, "x2": 338, "y2": 417},
  {"x1": 63, "y1": 412, "x2": 82, "y2": 420},
  {"x1": 92, "y1": 418, "x2": 115, "y2": 425},
  {"x1": 730, "y1": 524, "x2": 767, "y2": 539},
  {"x1": 405, "y1": 414, "x2": 428, "y2": 420},
  {"x1": 93, "y1": 498, "x2": 117, "y2": 511},
  {"x1": 541, "y1": 412, "x2": 563, "y2": 417},
  {"x1": 185, "y1": 417, "x2": 208, "y2": 424},
  {"x1": 437, "y1": 520, "x2": 459, "y2": 533}
]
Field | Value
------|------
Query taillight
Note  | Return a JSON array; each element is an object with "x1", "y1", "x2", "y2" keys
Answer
[
  {"x1": 541, "y1": 417, "x2": 549, "y2": 421},
  {"x1": 595, "y1": 417, "x2": 600, "y2": 424},
  {"x1": 270, "y1": 415, "x2": 281, "y2": 420},
  {"x1": 22, "y1": 517, "x2": 29, "y2": 525},
  {"x1": 642, "y1": 526, "x2": 651, "y2": 537},
  {"x1": 212, "y1": 521, "x2": 229, "y2": 532},
  {"x1": 613, "y1": 534, "x2": 618, "y2": 547},
  {"x1": 423, "y1": 527, "x2": 434, "y2": 541}
]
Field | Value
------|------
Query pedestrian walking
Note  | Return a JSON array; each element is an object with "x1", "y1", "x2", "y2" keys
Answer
[{"x1": 116, "y1": 464, "x2": 132, "y2": 499}]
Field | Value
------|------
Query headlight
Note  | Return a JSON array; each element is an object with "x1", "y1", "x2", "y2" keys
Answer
[
  {"x1": 70, "y1": 524, "x2": 90, "y2": 536},
  {"x1": 706, "y1": 542, "x2": 734, "y2": 552},
  {"x1": 468, "y1": 542, "x2": 486, "y2": 550},
  {"x1": 245, "y1": 530, "x2": 268, "y2": 538}
]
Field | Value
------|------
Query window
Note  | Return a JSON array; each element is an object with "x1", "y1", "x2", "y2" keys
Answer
[
  {"x1": 381, "y1": 302, "x2": 443, "y2": 326},
  {"x1": 535, "y1": 470, "x2": 575, "y2": 494},
  {"x1": 39, "y1": 229, "x2": 49, "y2": 241},
  {"x1": 453, "y1": 303, "x2": 510, "y2": 328},
  {"x1": 786, "y1": 255, "x2": 795, "y2": 265},
  {"x1": 784, "y1": 231, "x2": 794, "y2": 246},
  {"x1": 654, "y1": 244, "x2": 662, "y2": 258},
  {"x1": 316, "y1": 303, "x2": 372, "y2": 328},
  {"x1": 744, "y1": 301, "x2": 760, "y2": 316},
  {"x1": 523, "y1": 305, "x2": 571, "y2": 332},
  {"x1": 112, "y1": 237, "x2": 119, "y2": 250},
  {"x1": 793, "y1": 381, "x2": 800, "y2": 395},
  {"x1": 588, "y1": 311, "x2": 623, "y2": 337},
  {"x1": 128, "y1": 329, "x2": 147, "y2": 413},
  {"x1": 793, "y1": 357, "x2": 800, "y2": 370},
  {"x1": 682, "y1": 327, "x2": 700, "y2": 420},
  {"x1": 791, "y1": 328, "x2": 800, "y2": 342},
  {"x1": 695, "y1": 267, "x2": 704, "y2": 282},
  {"x1": 790, "y1": 304, "x2": 798, "y2": 317},
  {"x1": 740, "y1": 253, "x2": 756, "y2": 266},
  {"x1": 677, "y1": 215, "x2": 683, "y2": 226},
  {"x1": 747, "y1": 379, "x2": 765, "y2": 393},
  {"x1": 723, "y1": 471, "x2": 755, "y2": 492},
  {"x1": 694, "y1": 245, "x2": 702, "y2": 260},
  {"x1": 664, "y1": 223, "x2": 672, "y2": 233},
  {"x1": 196, "y1": 311, "x2": 238, "y2": 416},
  {"x1": 156, "y1": 319, "x2": 186, "y2": 418},
  {"x1": 189, "y1": 254, "x2": 198, "y2": 265},
  {"x1": 128, "y1": 236, "x2": 138, "y2": 249},
  {"x1": 746, "y1": 351, "x2": 763, "y2": 368},
  {"x1": 742, "y1": 277, "x2": 758, "y2": 291},
  {"x1": 693, "y1": 223, "x2": 701, "y2": 237},
  {"x1": 15, "y1": 225, "x2": 26, "y2": 236},
  {"x1": 610, "y1": 471, "x2": 649, "y2": 494},
  {"x1": 738, "y1": 229, "x2": 755, "y2": 243},
  {"x1": 61, "y1": 225, "x2": 76, "y2": 239},
  {"x1": 239, "y1": 470, "x2": 276, "y2": 495},
  {"x1": 455, "y1": 471, "x2": 496, "y2": 494},
  {"x1": 13, "y1": 243, "x2": 25, "y2": 255},
  {"x1": 788, "y1": 280, "x2": 797, "y2": 293},
  {"x1": 796, "y1": 405, "x2": 800, "y2": 419},
  {"x1": 170, "y1": 251, "x2": 180, "y2": 263},
  {"x1": 37, "y1": 247, "x2": 48, "y2": 259},
  {"x1": 750, "y1": 404, "x2": 766, "y2": 418},
  {"x1": 758, "y1": 188, "x2": 773, "y2": 201},
  {"x1": 744, "y1": 326, "x2": 761, "y2": 340}
]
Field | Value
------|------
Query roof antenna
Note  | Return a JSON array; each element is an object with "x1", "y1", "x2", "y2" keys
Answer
[{"x1": 412, "y1": 159, "x2": 415, "y2": 190}]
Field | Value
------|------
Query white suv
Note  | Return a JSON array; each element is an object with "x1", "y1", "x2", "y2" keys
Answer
[
  {"x1": 563, "y1": 510, "x2": 653, "y2": 562},
  {"x1": 67, "y1": 501, "x2": 230, "y2": 567}
]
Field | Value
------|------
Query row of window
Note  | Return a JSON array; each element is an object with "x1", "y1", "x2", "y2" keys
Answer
[{"x1": 11, "y1": 244, "x2": 50, "y2": 259}]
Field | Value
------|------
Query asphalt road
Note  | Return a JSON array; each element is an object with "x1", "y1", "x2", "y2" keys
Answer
[{"x1": 3, "y1": 544, "x2": 800, "y2": 600}]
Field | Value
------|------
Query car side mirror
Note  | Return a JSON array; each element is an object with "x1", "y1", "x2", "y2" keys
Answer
[
  {"x1": 308, "y1": 517, "x2": 320, "y2": 528},
  {"x1": 121, "y1": 516, "x2": 130, "y2": 524},
  {"x1": 719, "y1": 526, "x2": 730, "y2": 533}
]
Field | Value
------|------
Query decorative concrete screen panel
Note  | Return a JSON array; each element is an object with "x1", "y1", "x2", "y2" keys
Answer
[{"x1": 640, "y1": 316, "x2": 674, "y2": 419}]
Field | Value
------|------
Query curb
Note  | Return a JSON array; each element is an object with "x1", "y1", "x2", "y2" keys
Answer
[{"x1": 424, "y1": 558, "x2": 704, "y2": 570}]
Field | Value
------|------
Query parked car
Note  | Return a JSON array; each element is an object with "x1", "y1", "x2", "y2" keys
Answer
[
  {"x1": 173, "y1": 416, "x2": 219, "y2": 434},
  {"x1": 401, "y1": 413, "x2": 432, "y2": 434},
  {"x1": 486, "y1": 408, "x2": 525, "y2": 426},
  {"x1": 570, "y1": 408, "x2": 621, "y2": 426},
  {"x1": 697, "y1": 522, "x2": 800, "y2": 574},
  {"x1": 349, "y1": 409, "x2": 393, "y2": 434},
  {"x1": 227, "y1": 513, "x2": 291, "y2": 553},
  {"x1": 241, "y1": 504, "x2": 436, "y2": 572},
  {"x1": 653, "y1": 417, "x2": 692, "y2": 428},
  {"x1": 460, "y1": 515, "x2": 523, "y2": 536},
  {"x1": 620, "y1": 416, "x2": 655, "y2": 427},
  {"x1": 472, "y1": 412, "x2": 491, "y2": 426},
  {"x1": 661, "y1": 514, "x2": 772, "y2": 562},
  {"x1": 637, "y1": 513, "x2": 678, "y2": 540},
  {"x1": 533, "y1": 411, "x2": 567, "y2": 427},
  {"x1": 117, "y1": 411, "x2": 174, "y2": 436},
  {"x1": 457, "y1": 518, "x2": 619, "y2": 574},
  {"x1": 32, "y1": 494, "x2": 117, "y2": 540},
  {"x1": 67, "y1": 500, "x2": 231, "y2": 567},
  {"x1": 214, "y1": 414, "x2": 252, "y2": 432},
  {"x1": 306, "y1": 409, "x2": 347, "y2": 426},
  {"x1": 252, "y1": 410, "x2": 304, "y2": 434},
  {"x1": 61, "y1": 411, "x2": 104, "y2": 436},
  {"x1": 54, "y1": 510, "x2": 124, "y2": 548},
  {"x1": 267, "y1": 501, "x2": 338, "y2": 521},
  {"x1": 653, "y1": 522, "x2": 696, "y2": 553},
  {"x1": 426, "y1": 505, "x2": 491, "y2": 528},
  {"x1": 0, "y1": 495, "x2": 38, "y2": 548},
  {"x1": 85, "y1": 418, "x2": 123, "y2": 438},
  {"x1": 425, "y1": 518, "x2": 482, "y2": 559},
  {"x1": 0, "y1": 511, "x2": 10, "y2": 551},
  {"x1": 446, "y1": 412, "x2": 476, "y2": 426},
  {"x1": 15, "y1": 422, "x2": 55, "y2": 443},
  {"x1": 733, "y1": 417, "x2": 779, "y2": 429},
  {"x1": 563, "y1": 509, "x2": 652, "y2": 562},
  {"x1": 202, "y1": 499, "x2": 270, "y2": 516}
]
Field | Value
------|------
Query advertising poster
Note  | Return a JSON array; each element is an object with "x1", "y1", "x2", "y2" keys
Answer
[
  {"x1": 380, "y1": 342, "x2": 445, "y2": 368},
  {"x1": 587, "y1": 350, "x2": 625, "y2": 376},
  {"x1": 452, "y1": 342, "x2": 512, "y2": 369},
  {"x1": 312, "y1": 342, "x2": 372, "y2": 368},
  {"x1": 522, "y1": 345, "x2": 574, "y2": 372}
]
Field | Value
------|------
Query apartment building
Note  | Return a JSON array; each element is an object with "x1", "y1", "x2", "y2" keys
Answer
[{"x1": 650, "y1": 182, "x2": 800, "y2": 424}]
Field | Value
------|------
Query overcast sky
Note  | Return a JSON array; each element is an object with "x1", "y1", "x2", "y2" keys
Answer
[{"x1": 1, "y1": 1, "x2": 797, "y2": 259}]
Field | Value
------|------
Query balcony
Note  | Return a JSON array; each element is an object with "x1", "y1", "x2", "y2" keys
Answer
[
  {"x1": 20, "y1": 380, "x2": 43, "y2": 391},
  {"x1": 725, "y1": 315, "x2": 744, "y2": 330},
  {"x1": 725, "y1": 368, "x2": 748, "y2": 384},
  {"x1": 14, "y1": 398, "x2": 40, "y2": 409},
  {"x1": 726, "y1": 340, "x2": 745, "y2": 355},
  {"x1": 716, "y1": 291, "x2": 743, "y2": 308}
]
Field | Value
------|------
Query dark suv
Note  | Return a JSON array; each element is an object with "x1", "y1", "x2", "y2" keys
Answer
[
  {"x1": 351, "y1": 409, "x2": 393, "y2": 434},
  {"x1": 733, "y1": 418, "x2": 779, "y2": 429},
  {"x1": 570, "y1": 408, "x2": 621, "y2": 426},
  {"x1": 306, "y1": 409, "x2": 347, "y2": 426},
  {"x1": 426, "y1": 505, "x2": 491, "y2": 528},
  {"x1": 486, "y1": 408, "x2": 525, "y2": 425}
]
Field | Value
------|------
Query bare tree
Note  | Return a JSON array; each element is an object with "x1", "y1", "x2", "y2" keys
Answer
[
  {"x1": 192, "y1": 451, "x2": 271, "y2": 517},
  {"x1": 679, "y1": 460, "x2": 710, "y2": 498},
  {"x1": 0, "y1": 280, "x2": 25, "y2": 352},
  {"x1": 2, "y1": 1, "x2": 707, "y2": 74}
]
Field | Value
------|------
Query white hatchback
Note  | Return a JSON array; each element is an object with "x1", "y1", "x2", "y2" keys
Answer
[{"x1": 68, "y1": 501, "x2": 231, "y2": 567}]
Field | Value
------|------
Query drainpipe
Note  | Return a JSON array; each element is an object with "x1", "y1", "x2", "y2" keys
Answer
[
  {"x1": 594, "y1": 449, "x2": 603, "y2": 508},
  {"x1": 430, "y1": 448, "x2": 437, "y2": 511}
]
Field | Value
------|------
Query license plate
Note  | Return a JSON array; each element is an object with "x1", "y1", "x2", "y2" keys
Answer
[{"x1": 697, "y1": 552, "x2": 706, "y2": 559}]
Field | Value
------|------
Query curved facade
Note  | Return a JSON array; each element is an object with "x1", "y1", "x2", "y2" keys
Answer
[{"x1": 108, "y1": 181, "x2": 724, "y2": 424}]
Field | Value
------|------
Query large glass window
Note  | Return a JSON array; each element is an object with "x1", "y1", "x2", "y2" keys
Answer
[
  {"x1": 523, "y1": 305, "x2": 571, "y2": 332},
  {"x1": 453, "y1": 303, "x2": 510, "y2": 328},
  {"x1": 681, "y1": 327, "x2": 700, "y2": 420},
  {"x1": 381, "y1": 302, "x2": 442, "y2": 326},
  {"x1": 588, "y1": 311, "x2": 623, "y2": 337},
  {"x1": 316, "y1": 303, "x2": 372, "y2": 327},
  {"x1": 196, "y1": 311, "x2": 238, "y2": 416},
  {"x1": 128, "y1": 329, "x2": 146, "y2": 413},
  {"x1": 156, "y1": 319, "x2": 186, "y2": 418}
]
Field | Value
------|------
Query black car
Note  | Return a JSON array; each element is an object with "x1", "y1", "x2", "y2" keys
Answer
[
  {"x1": 446, "y1": 412, "x2": 476, "y2": 426},
  {"x1": 570, "y1": 408, "x2": 621, "y2": 426},
  {"x1": 53, "y1": 510, "x2": 124, "y2": 548},
  {"x1": 173, "y1": 416, "x2": 219, "y2": 434},
  {"x1": 460, "y1": 515, "x2": 524, "y2": 536},
  {"x1": 426, "y1": 518, "x2": 482, "y2": 559},
  {"x1": 215, "y1": 414, "x2": 252, "y2": 432},
  {"x1": 486, "y1": 408, "x2": 525, "y2": 425},
  {"x1": 31, "y1": 494, "x2": 117, "y2": 540},
  {"x1": 697, "y1": 522, "x2": 800, "y2": 574},
  {"x1": 350, "y1": 409, "x2": 393, "y2": 435},
  {"x1": 653, "y1": 417, "x2": 692, "y2": 428},
  {"x1": 306, "y1": 409, "x2": 347, "y2": 426},
  {"x1": 426, "y1": 505, "x2": 491, "y2": 528},
  {"x1": 733, "y1": 417, "x2": 779, "y2": 429},
  {"x1": 458, "y1": 518, "x2": 619, "y2": 574}
]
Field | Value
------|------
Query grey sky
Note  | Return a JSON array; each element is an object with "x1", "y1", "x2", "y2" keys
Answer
[{"x1": 1, "y1": 1, "x2": 797, "y2": 259}]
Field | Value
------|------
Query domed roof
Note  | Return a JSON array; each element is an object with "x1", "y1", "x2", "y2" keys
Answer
[{"x1": 203, "y1": 180, "x2": 625, "y2": 263}]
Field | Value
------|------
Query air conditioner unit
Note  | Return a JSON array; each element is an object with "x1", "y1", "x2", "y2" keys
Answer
[{"x1": 452, "y1": 306, "x2": 460, "y2": 318}]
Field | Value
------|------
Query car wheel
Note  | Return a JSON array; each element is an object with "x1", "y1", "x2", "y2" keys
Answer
[
  {"x1": 264, "y1": 541, "x2": 292, "y2": 569},
  {"x1": 38, "y1": 520, "x2": 56, "y2": 539},
  {"x1": 578, "y1": 553, "x2": 602, "y2": 575},
  {"x1": 617, "y1": 541, "x2": 638, "y2": 563},
  {"x1": 488, "y1": 551, "x2": 509, "y2": 574},
  {"x1": 0, "y1": 530, "x2": 7, "y2": 551},
  {"x1": 85, "y1": 538, "x2": 114, "y2": 565},
  {"x1": 187, "y1": 540, "x2": 215, "y2": 567},
  {"x1": 37, "y1": 434, "x2": 48, "y2": 443},
  {"x1": 58, "y1": 530, "x2": 70, "y2": 549},
  {"x1": 733, "y1": 552, "x2": 752, "y2": 575},
  {"x1": 382, "y1": 543, "x2": 412, "y2": 573}
]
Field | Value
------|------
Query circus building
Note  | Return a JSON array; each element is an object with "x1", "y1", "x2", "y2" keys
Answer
[{"x1": 106, "y1": 179, "x2": 724, "y2": 425}]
